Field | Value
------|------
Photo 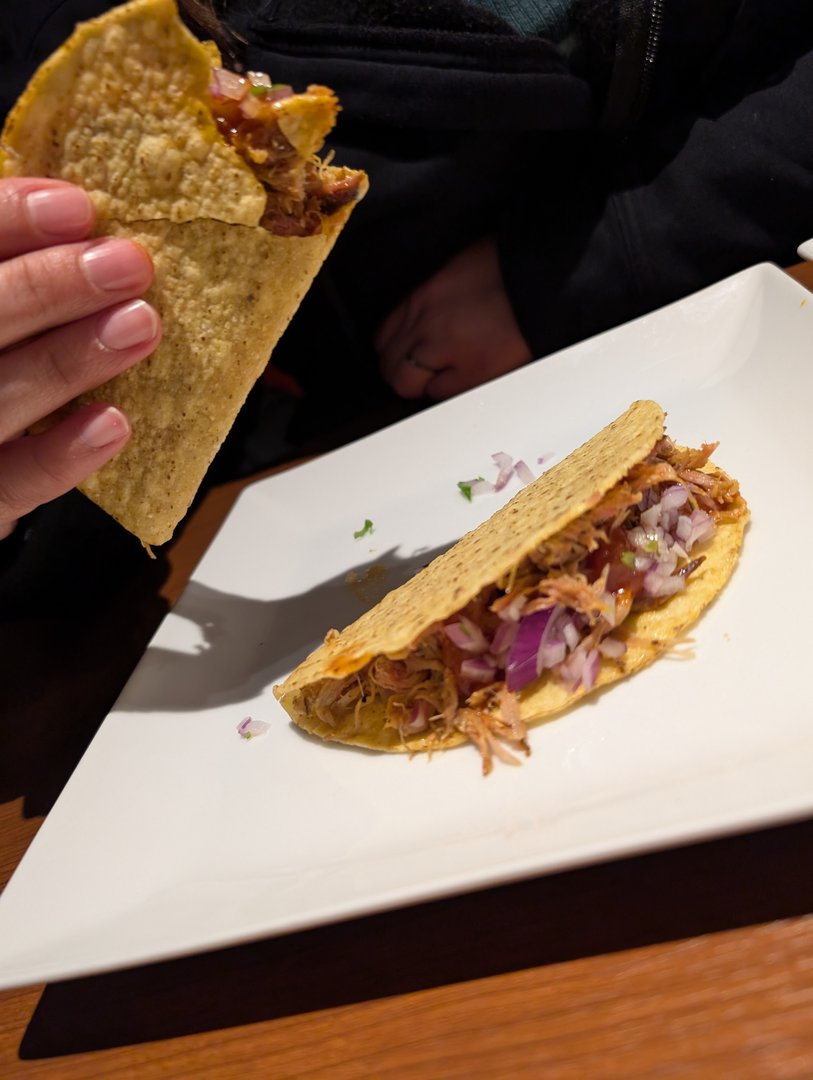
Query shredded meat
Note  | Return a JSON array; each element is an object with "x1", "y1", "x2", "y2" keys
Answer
[{"x1": 207, "y1": 82, "x2": 364, "y2": 236}]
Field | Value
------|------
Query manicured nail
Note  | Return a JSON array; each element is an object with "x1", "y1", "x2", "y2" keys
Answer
[
  {"x1": 97, "y1": 299, "x2": 159, "y2": 351},
  {"x1": 26, "y1": 186, "x2": 94, "y2": 237},
  {"x1": 78, "y1": 407, "x2": 130, "y2": 449},
  {"x1": 81, "y1": 238, "x2": 152, "y2": 291}
]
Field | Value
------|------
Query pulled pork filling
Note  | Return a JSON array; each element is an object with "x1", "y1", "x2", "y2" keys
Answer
[
  {"x1": 206, "y1": 67, "x2": 364, "y2": 236},
  {"x1": 303, "y1": 438, "x2": 747, "y2": 773}
]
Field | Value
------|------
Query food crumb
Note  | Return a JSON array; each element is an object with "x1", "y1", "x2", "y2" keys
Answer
[{"x1": 237, "y1": 716, "x2": 270, "y2": 739}]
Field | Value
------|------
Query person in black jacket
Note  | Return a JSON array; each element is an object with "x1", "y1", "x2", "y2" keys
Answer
[
  {"x1": 209, "y1": 0, "x2": 813, "y2": 412},
  {"x1": 1, "y1": 0, "x2": 813, "y2": 535}
]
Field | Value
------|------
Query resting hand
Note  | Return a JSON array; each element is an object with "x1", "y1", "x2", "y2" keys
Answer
[
  {"x1": 0, "y1": 177, "x2": 161, "y2": 540},
  {"x1": 376, "y1": 236, "x2": 532, "y2": 401}
]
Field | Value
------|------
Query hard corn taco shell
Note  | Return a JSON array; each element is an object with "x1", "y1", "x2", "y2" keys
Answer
[
  {"x1": 0, "y1": 0, "x2": 267, "y2": 227},
  {"x1": 274, "y1": 400, "x2": 748, "y2": 754},
  {"x1": 0, "y1": 0, "x2": 367, "y2": 545}
]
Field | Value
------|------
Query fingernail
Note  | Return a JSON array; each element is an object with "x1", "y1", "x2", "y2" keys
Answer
[
  {"x1": 78, "y1": 407, "x2": 130, "y2": 449},
  {"x1": 26, "y1": 186, "x2": 94, "y2": 237},
  {"x1": 97, "y1": 299, "x2": 160, "y2": 350},
  {"x1": 81, "y1": 238, "x2": 152, "y2": 291}
]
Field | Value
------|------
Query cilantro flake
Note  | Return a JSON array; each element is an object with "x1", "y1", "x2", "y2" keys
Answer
[
  {"x1": 354, "y1": 519, "x2": 374, "y2": 539},
  {"x1": 457, "y1": 477, "x2": 485, "y2": 502}
]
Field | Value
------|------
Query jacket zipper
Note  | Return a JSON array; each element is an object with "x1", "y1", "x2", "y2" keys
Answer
[
  {"x1": 603, "y1": 0, "x2": 667, "y2": 129},
  {"x1": 634, "y1": 0, "x2": 665, "y2": 119}
]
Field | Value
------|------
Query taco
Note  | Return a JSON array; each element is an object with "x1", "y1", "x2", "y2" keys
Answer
[
  {"x1": 0, "y1": 0, "x2": 367, "y2": 546},
  {"x1": 274, "y1": 401, "x2": 748, "y2": 773}
]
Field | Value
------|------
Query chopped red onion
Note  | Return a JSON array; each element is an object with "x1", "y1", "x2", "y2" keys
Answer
[
  {"x1": 562, "y1": 620, "x2": 580, "y2": 651},
  {"x1": 514, "y1": 459, "x2": 535, "y2": 485},
  {"x1": 505, "y1": 609, "x2": 553, "y2": 691},
  {"x1": 444, "y1": 616, "x2": 488, "y2": 653},
  {"x1": 210, "y1": 67, "x2": 248, "y2": 101},
  {"x1": 492, "y1": 452, "x2": 515, "y2": 492},
  {"x1": 643, "y1": 569, "x2": 685, "y2": 598},
  {"x1": 496, "y1": 593, "x2": 527, "y2": 623},
  {"x1": 582, "y1": 648, "x2": 601, "y2": 690},
  {"x1": 661, "y1": 484, "x2": 690, "y2": 511},
  {"x1": 559, "y1": 646, "x2": 600, "y2": 692},
  {"x1": 491, "y1": 619, "x2": 519, "y2": 659},
  {"x1": 403, "y1": 700, "x2": 430, "y2": 734},
  {"x1": 237, "y1": 716, "x2": 270, "y2": 739},
  {"x1": 239, "y1": 93, "x2": 264, "y2": 119},
  {"x1": 537, "y1": 639, "x2": 567, "y2": 669},
  {"x1": 599, "y1": 637, "x2": 627, "y2": 659},
  {"x1": 461, "y1": 657, "x2": 498, "y2": 683},
  {"x1": 469, "y1": 478, "x2": 495, "y2": 497}
]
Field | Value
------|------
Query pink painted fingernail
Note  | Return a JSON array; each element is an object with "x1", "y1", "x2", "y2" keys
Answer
[
  {"x1": 78, "y1": 407, "x2": 130, "y2": 449},
  {"x1": 26, "y1": 186, "x2": 94, "y2": 237},
  {"x1": 81, "y1": 238, "x2": 153, "y2": 291},
  {"x1": 97, "y1": 299, "x2": 160, "y2": 350}
]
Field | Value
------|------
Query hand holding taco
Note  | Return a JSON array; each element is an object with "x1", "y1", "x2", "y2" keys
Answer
[
  {"x1": 0, "y1": 0, "x2": 367, "y2": 547},
  {"x1": 0, "y1": 176, "x2": 163, "y2": 541}
]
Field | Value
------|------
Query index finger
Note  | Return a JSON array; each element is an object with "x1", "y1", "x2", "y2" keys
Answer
[{"x1": 0, "y1": 177, "x2": 95, "y2": 260}]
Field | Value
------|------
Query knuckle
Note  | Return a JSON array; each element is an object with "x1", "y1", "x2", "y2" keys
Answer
[
  {"x1": 14, "y1": 246, "x2": 79, "y2": 321},
  {"x1": 0, "y1": 467, "x2": 31, "y2": 521},
  {"x1": 34, "y1": 329, "x2": 78, "y2": 396}
]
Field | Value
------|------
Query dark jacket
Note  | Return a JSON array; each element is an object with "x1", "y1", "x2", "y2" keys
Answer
[
  {"x1": 220, "y1": 0, "x2": 813, "y2": 371},
  {"x1": 4, "y1": 0, "x2": 813, "y2": 433}
]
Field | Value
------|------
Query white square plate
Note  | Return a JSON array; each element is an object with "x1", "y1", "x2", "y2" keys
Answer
[{"x1": 2, "y1": 263, "x2": 812, "y2": 990}]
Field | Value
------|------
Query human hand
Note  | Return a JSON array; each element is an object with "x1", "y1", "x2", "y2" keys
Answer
[
  {"x1": 0, "y1": 177, "x2": 161, "y2": 540},
  {"x1": 376, "y1": 236, "x2": 532, "y2": 400}
]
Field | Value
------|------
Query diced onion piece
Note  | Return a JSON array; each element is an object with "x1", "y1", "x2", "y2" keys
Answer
[
  {"x1": 210, "y1": 67, "x2": 248, "y2": 101},
  {"x1": 460, "y1": 657, "x2": 497, "y2": 683},
  {"x1": 239, "y1": 93, "x2": 264, "y2": 119},
  {"x1": 562, "y1": 620, "x2": 580, "y2": 651},
  {"x1": 237, "y1": 716, "x2": 270, "y2": 739},
  {"x1": 492, "y1": 452, "x2": 515, "y2": 492},
  {"x1": 582, "y1": 648, "x2": 601, "y2": 691},
  {"x1": 599, "y1": 637, "x2": 627, "y2": 659},
  {"x1": 514, "y1": 459, "x2": 535, "y2": 486},
  {"x1": 491, "y1": 619, "x2": 519, "y2": 659},
  {"x1": 403, "y1": 700, "x2": 430, "y2": 735},
  {"x1": 537, "y1": 640, "x2": 567, "y2": 669},
  {"x1": 662, "y1": 484, "x2": 690, "y2": 511},
  {"x1": 559, "y1": 646, "x2": 600, "y2": 692},
  {"x1": 444, "y1": 616, "x2": 489, "y2": 654},
  {"x1": 495, "y1": 592, "x2": 527, "y2": 623},
  {"x1": 505, "y1": 609, "x2": 553, "y2": 691},
  {"x1": 643, "y1": 568, "x2": 685, "y2": 598}
]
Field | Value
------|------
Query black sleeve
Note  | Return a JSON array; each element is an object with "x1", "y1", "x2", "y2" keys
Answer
[{"x1": 498, "y1": 35, "x2": 813, "y2": 359}]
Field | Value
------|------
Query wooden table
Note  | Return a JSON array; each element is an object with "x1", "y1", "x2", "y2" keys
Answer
[{"x1": 2, "y1": 265, "x2": 813, "y2": 1078}]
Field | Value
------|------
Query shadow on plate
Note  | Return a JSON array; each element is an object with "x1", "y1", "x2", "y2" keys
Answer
[{"x1": 115, "y1": 541, "x2": 451, "y2": 713}]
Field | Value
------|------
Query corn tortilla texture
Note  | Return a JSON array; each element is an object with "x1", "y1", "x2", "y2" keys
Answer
[
  {"x1": 75, "y1": 207, "x2": 356, "y2": 545},
  {"x1": 0, "y1": 0, "x2": 265, "y2": 226}
]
